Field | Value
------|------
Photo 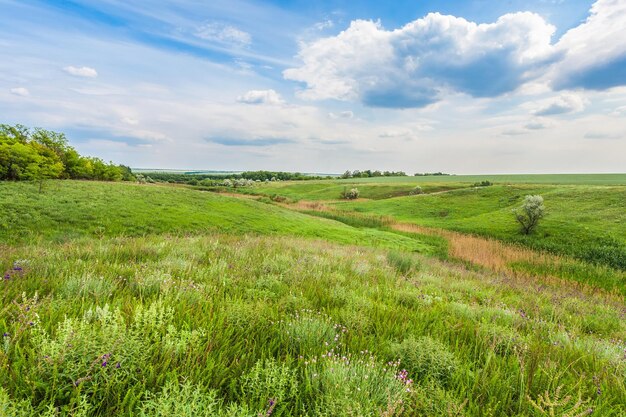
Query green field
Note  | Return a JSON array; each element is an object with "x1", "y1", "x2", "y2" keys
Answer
[
  {"x1": 344, "y1": 173, "x2": 626, "y2": 185},
  {"x1": 1, "y1": 179, "x2": 625, "y2": 416},
  {"x1": 0, "y1": 181, "x2": 438, "y2": 254},
  {"x1": 336, "y1": 184, "x2": 626, "y2": 270}
]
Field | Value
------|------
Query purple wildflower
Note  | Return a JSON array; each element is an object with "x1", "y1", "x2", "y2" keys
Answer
[
  {"x1": 101, "y1": 361, "x2": 108, "y2": 367},
  {"x1": 3, "y1": 273, "x2": 9, "y2": 280},
  {"x1": 2, "y1": 333, "x2": 8, "y2": 337},
  {"x1": 12, "y1": 266, "x2": 22, "y2": 271},
  {"x1": 115, "y1": 362, "x2": 121, "y2": 369}
]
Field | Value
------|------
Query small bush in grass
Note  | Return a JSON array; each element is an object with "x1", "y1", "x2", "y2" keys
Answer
[
  {"x1": 139, "y1": 380, "x2": 223, "y2": 417},
  {"x1": 387, "y1": 251, "x2": 420, "y2": 275},
  {"x1": 305, "y1": 351, "x2": 413, "y2": 416},
  {"x1": 390, "y1": 336, "x2": 458, "y2": 386},
  {"x1": 282, "y1": 310, "x2": 346, "y2": 354},
  {"x1": 238, "y1": 358, "x2": 299, "y2": 413},
  {"x1": 409, "y1": 186, "x2": 424, "y2": 195},
  {"x1": 340, "y1": 187, "x2": 359, "y2": 200}
]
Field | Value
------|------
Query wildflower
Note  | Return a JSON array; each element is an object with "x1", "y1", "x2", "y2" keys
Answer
[
  {"x1": 2, "y1": 333, "x2": 8, "y2": 337},
  {"x1": 115, "y1": 362, "x2": 121, "y2": 369},
  {"x1": 3, "y1": 273, "x2": 9, "y2": 280},
  {"x1": 102, "y1": 361, "x2": 108, "y2": 367}
]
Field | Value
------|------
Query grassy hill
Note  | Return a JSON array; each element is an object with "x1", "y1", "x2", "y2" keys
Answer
[
  {"x1": 0, "y1": 181, "x2": 438, "y2": 254},
  {"x1": 0, "y1": 179, "x2": 624, "y2": 416},
  {"x1": 337, "y1": 184, "x2": 626, "y2": 270}
]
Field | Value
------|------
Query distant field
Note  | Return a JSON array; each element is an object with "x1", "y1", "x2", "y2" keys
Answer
[{"x1": 345, "y1": 173, "x2": 626, "y2": 185}]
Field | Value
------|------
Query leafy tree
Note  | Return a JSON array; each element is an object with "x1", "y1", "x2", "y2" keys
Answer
[
  {"x1": 0, "y1": 124, "x2": 135, "y2": 184},
  {"x1": 514, "y1": 195, "x2": 545, "y2": 235}
]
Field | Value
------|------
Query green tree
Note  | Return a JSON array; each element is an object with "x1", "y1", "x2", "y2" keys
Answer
[{"x1": 514, "y1": 195, "x2": 545, "y2": 235}]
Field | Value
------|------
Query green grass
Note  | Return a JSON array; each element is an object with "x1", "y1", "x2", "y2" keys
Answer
[
  {"x1": 235, "y1": 180, "x2": 469, "y2": 201},
  {"x1": 344, "y1": 173, "x2": 626, "y2": 185},
  {"x1": 1, "y1": 234, "x2": 624, "y2": 416},
  {"x1": 337, "y1": 184, "x2": 626, "y2": 270},
  {"x1": 0, "y1": 181, "x2": 435, "y2": 254},
  {"x1": 0, "y1": 179, "x2": 624, "y2": 416}
]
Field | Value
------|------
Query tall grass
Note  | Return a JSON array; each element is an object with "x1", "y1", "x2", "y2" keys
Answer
[{"x1": 1, "y1": 234, "x2": 624, "y2": 416}]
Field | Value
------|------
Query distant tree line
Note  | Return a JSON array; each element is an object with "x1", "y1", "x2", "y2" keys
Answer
[
  {"x1": 413, "y1": 172, "x2": 451, "y2": 176},
  {"x1": 143, "y1": 171, "x2": 334, "y2": 185},
  {"x1": 0, "y1": 124, "x2": 134, "y2": 186},
  {"x1": 340, "y1": 170, "x2": 452, "y2": 179},
  {"x1": 341, "y1": 170, "x2": 408, "y2": 179}
]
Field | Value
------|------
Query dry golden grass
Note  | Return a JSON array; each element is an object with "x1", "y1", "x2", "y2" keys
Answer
[{"x1": 391, "y1": 223, "x2": 556, "y2": 273}]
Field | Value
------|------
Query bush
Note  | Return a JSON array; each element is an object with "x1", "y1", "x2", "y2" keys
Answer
[
  {"x1": 387, "y1": 251, "x2": 420, "y2": 275},
  {"x1": 473, "y1": 180, "x2": 492, "y2": 187},
  {"x1": 340, "y1": 187, "x2": 359, "y2": 200},
  {"x1": 390, "y1": 336, "x2": 459, "y2": 386},
  {"x1": 513, "y1": 195, "x2": 545, "y2": 235},
  {"x1": 409, "y1": 186, "x2": 424, "y2": 195}
]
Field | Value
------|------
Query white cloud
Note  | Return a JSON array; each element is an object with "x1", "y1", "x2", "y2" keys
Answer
[
  {"x1": 525, "y1": 120, "x2": 551, "y2": 130},
  {"x1": 122, "y1": 117, "x2": 139, "y2": 125},
  {"x1": 284, "y1": 12, "x2": 556, "y2": 108},
  {"x1": 10, "y1": 87, "x2": 29, "y2": 97},
  {"x1": 314, "y1": 20, "x2": 334, "y2": 31},
  {"x1": 63, "y1": 66, "x2": 98, "y2": 78},
  {"x1": 532, "y1": 93, "x2": 587, "y2": 116},
  {"x1": 328, "y1": 110, "x2": 354, "y2": 119},
  {"x1": 196, "y1": 22, "x2": 251, "y2": 47},
  {"x1": 549, "y1": 0, "x2": 626, "y2": 90},
  {"x1": 237, "y1": 89, "x2": 284, "y2": 105}
]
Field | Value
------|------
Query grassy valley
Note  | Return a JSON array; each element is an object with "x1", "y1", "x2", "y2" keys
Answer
[{"x1": 1, "y1": 177, "x2": 625, "y2": 416}]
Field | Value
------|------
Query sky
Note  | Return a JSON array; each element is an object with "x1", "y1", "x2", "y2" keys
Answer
[{"x1": 1, "y1": 0, "x2": 625, "y2": 174}]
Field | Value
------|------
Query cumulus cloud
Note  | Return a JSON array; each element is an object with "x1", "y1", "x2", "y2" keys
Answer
[
  {"x1": 10, "y1": 87, "x2": 29, "y2": 96},
  {"x1": 550, "y1": 0, "x2": 626, "y2": 90},
  {"x1": 237, "y1": 89, "x2": 284, "y2": 105},
  {"x1": 196, "y1": 22, "x2": 251, "y2": 47},
  {"x1": 284, "y1": 12, "x2": 556, "y2": 108},
  {"x1": 63, "y1": 66, "x2": 98, "y2": 78},
  {"x1": 532, "y1": 93, "x2": 587, "y2": 116},
  {"x1": 284, "y1": 1, "x2": 626, "y2": 108}
]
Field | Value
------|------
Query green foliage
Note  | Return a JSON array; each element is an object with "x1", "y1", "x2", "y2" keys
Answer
[
  {"x1": 409, "y1": 185, "x2": 424, "y2": 195},
  {"x1": 0, "y1": 124, "x2": 134, "y2": 183},
  {"x1": 390, "y1": 336, "x2": 459, "y2": 386},
  {"x1": 340, "y1": 187, "x2": 360, "y2": 199},
  {"x1": 514, "y1": 195, "x2": 546, "y2": 235},
  {"x1": 387, "y1": 251, "x2": 421, "y2": 275}
]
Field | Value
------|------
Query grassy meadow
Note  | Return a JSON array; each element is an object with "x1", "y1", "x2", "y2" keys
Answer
[{"x1": 1, "y1": 177, "x2": 625, "y2": 416}]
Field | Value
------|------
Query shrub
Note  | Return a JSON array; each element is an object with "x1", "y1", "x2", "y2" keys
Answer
[
  {"x1": 390, "y1": 336, "x2": 458, "y2": 386},
  {"x1": 472, "y1": 180, "x2": 492, "y2": 187},
  {"x1": 387, "y1": 251, "x2": 420, "y2": 275},
  {"x1": 306, "y1": 352, "x2": 413, "y2": 416},
  {"x1": 238, "y1": 358, "x2": 299, "y2": 413},
  {"x1": 513, "y1": 195, "x2": 545, "y2": 235},
  {"x1": 409, "y1": 186, "x2": 424, "y2": 195},
  {"x1": 340, "y1": 187, "x2": 359, "y2": 200}
]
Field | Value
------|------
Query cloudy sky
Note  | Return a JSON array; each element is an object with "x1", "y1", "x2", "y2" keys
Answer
[{"x1": 1, "y1": 0, "x2": 625, "y2": 174}]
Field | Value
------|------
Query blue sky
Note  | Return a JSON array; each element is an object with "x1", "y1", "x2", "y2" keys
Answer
[{"x1": 1, "y1": 0, "x2": 625, "y2": 173}]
